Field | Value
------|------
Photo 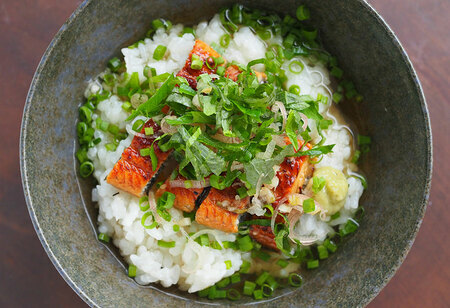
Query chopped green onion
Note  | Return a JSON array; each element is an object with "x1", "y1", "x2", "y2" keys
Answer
[
  {"x1": 172, "y1": 224, "x2": 180, "y2": 232},
  {"x1": 346, "y1": 88, "x2": 358, "y2": 99},
  {"x1": 289, "y1": 84, "x2": 301, "y2": 95},
  {"x1": 151, "y1": 19, "x2": 164, "y2": 30},
  {"x1": 283, "y1": 34, "x2": 295, "y2": 48},
  {"x1": 153, "y1": 45, "x2": 167, "y2": 60},
  {"x1": 144, "y1": 127, "x2": 154, "y2": 135},
  {"x1": 207, "y1": 285, "x2": 217, "y2": 300},
  {"x1": 240, "y1": 260, "x2": 251, "y2": 273},
  {"x1": 317, "y1": 245, "x2": 329, "y2": 259},
  {"x1": 225, "y1": 260, "x2": 232, "y2": 269},
  {"x1": 237, "y1": 187, "x2": 248, "y2": 199},
  {"x1": 237, "y1": 235, "x2": 253, "y2": 252},
  {"x1": 257, "y1": 29, "x2": 272, "y2": 40},
  {"x1": 128, "y1": 264, "x2": 137, "y2": 277},
  {"x1": 141, "y1": 212, "x2": 157, "y2": 229},
  {"x1": 157, "y1": 240, "x2": 176, "y2": 248},
  {"x1": 79, "y1": 106, "x2": 93, "y2": 123},
  {"x1": 149, "y1": 145, "x2": 158, "y2": 171},
  {"x1": 157, "y1": 191, "x2": 176, "y2": 210},
  {"x1": 307, "y1": 259, "x2": 319, "y2": 269},
  {"x1": 265, "y1": 276, "x2": 279, "y2": 290},
  {"x1": 144, "y1": 66, "x2": 157, "y2": 78},
  {"x1": 198, "y1": 287, "x2": 210, "y2": 298},
  {"x1": 220, "y1": 34, "x2": 231, "y2": 48},
  {"x1": 139, "y1": 196, "x2": 149, "y2": 211},
  {"x1": 324, "y1": 238, "x2": 338, "y2": 253},
  {"x1": 303, "y1": 198, "x2": 315, "y2": 213},
  {"x1": 140, "y1": 148, "x2": 151, "y2": 157},
  {"x1": 332, "y1": 92, "x2": 343, "y2": 103},
  {"x1": 262, "y1": 284, "x2": 273, "y2": 297},
  {"x1": 122, "y1": 102, "x2": 133, "y2": 112},
  {"x1": 199, "y1": 234, "x2": 210, "y2": 246},
  {"x1": 214, "y1": 56, "x2": 225, "y2": 66},
  {"x1": 184, "y1": 180, "x2": 193, "y2": 188},
  {"x1": 255, "y1": 271, "x2": 270, "y2": 286},
  {"x1": 357, "y1": 134, "x2": 371, "y2": 145},
  {"x1": 108, "y1": 57, "x2": 122, "y2": 72},
  {"x1": 216, "y1": 277, "x2": 230, "y2": 288},
  {"x1": 252, "y1": 250, "x2": 271, "y2": 262},
  {"x1": 276, "y1": 259, "x2": 289, "y2": 268},
  {"x1": 340, "y1": 218, "x2": 359, "y2": 236},
  {"x1": 220, "y1": 241, "x2": 235, "y2": 250},
  {"x1": 215, "y1": 290, "x2": 227, "y2": 299},
  {"x1": 265, "y1": 51, "x2": 275, "y2": 60},
  {"x1": 80, "y1": 161, "x2": 94, "y2": 178},
  {"x1": 96, "y1": 118, "x2": 109, "y2": 131},
  {"x1": 91, "y1": 137, "x2": 101, "y2": 146},
  {"x1": 296, "y1": 5, "x2": 310, "y2": 21},
  {"x1": 227, "y1": 288, "x2": 241, "y2": 301},
  {"x1": 302, "y1": 28, "x2": 317, "y2": 41},
  {"x1": 191, "y1": 54, "x2": 203, "y2": 70},
  {"x1": 263, "y1": 204, "x2": 274, "y2": 217},
  {"x1": 288, "y1": 60, "x2": 304, "y2": 74},
  {"x1": 288, "y1": 273, "x2": 303, "y2": 287},
  {"x1": 132, "y1": 119, "x2": 145, "y2": 132},
  {"x1": 243, "y1": 281, "x2": 256, "y2": 296},
  {"x1": 210, "y1": 241, "x2": 223, "y2": 250},
  {"x1": 231, "y1": 272, "x2": 241, "y2": 283},
  {"x1": 216, "y1": 66, "x2": 225, "y2": 76},
  {"x1": 108, "y1": 124, "x2": 120, "y2": 135},
  {"x1": 253, "y1": 289, "x2": 263, "y2": 300},
  {"x1": 105, "y1": 143, "x2": 117, "y2": 152},
  {"x1": 77, "y1": 122, "x2": 88, "y2": 138},
  {"x1": 182, "y1": 27, "x2": 195, "y2": 36},
  {"x1": 331, "y1": 66, "x2": 343, "y2": 78},
  {"x1": 330, "y1": 211, "x2": 341, "y2": 220},
  {"x1": 76, "y1": 147, "x2": 89, "y2": 163},
  {"x1": 352, "y1": 149, "x2": 361, "y2": 164},
  {"x1": 98, "y1": 233, "x2": 110, "y2": 243}
]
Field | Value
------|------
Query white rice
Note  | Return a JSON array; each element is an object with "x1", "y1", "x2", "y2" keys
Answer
[{"x1": 86, "y1": 14, "x2": 365, "y2": 291}]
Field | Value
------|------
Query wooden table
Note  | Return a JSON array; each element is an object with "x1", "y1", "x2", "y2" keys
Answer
[{"x1": 0, "y1": 0, "x2": 448, "y2": 306}]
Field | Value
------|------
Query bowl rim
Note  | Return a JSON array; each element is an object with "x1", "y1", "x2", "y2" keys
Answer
[{"x1": 20, "y1": 0, "x2": 432, "y2": 307}]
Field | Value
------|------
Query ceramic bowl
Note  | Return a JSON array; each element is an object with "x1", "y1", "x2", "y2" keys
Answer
[{"x1": 20, "y1": 0, "x2": 432, "y2": 306}]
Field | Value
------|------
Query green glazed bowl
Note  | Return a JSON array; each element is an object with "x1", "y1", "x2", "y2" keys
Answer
[{"x1": 20, "y1": 0, "x2": 432, "y2": 306}]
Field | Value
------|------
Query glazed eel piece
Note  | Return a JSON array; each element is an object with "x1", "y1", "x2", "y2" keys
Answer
[
  {"x1": 176, "y1": 39, "x2": 223, "y2": 90},
  {"x1": 106, "y1": 119, "x2": 172, "y2": 197},
  {"x1": 155, "y1": 175, "x2": 210, "y2": 213},
  {"x1": 250, "y1": 155, "x2": 314, "y2": 250}
]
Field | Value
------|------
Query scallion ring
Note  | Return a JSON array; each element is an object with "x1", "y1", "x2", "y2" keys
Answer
[
  {"x1": 289, "y1": 84, "x2": 301, "y2": 95},
  {"x1": 79, "y1": 106, "x2": 93, "y2": 123},
  {"x1": 227, "y1": 288, "x2": 241, "y2": 301},
  {"x1": 262, "y1": 284, "x2": 273, "y2": 297},
  {"x1": 141, "y1": 212, "x2": 157, "y2": 229},
  {"x1": 220, "y1": 34, "x2": 231, "y2": 48},
  {"x1": 132, "y1": 119, "x2": 145, "y2": 132},
  {"x1": 288, "y1": 273, "x2": 303, "y2": 287},
  {"x1": 79, "y1": 161, "x2": 94, "y2": 178},
  {"x1": 139, "y1": 196, "x2": 150, "y2": 211},
  {"x1": 289, "y1": 60, "x2": 304, "y2": 74}
]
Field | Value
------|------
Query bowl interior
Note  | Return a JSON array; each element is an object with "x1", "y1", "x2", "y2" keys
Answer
[{"x1": 21, "y1": 0, "x2": 431, "y2": 306}]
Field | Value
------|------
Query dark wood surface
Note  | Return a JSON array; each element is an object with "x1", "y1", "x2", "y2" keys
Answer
[{"x1": 0, "y1": 0, "x2": 448, "y2": 307}]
